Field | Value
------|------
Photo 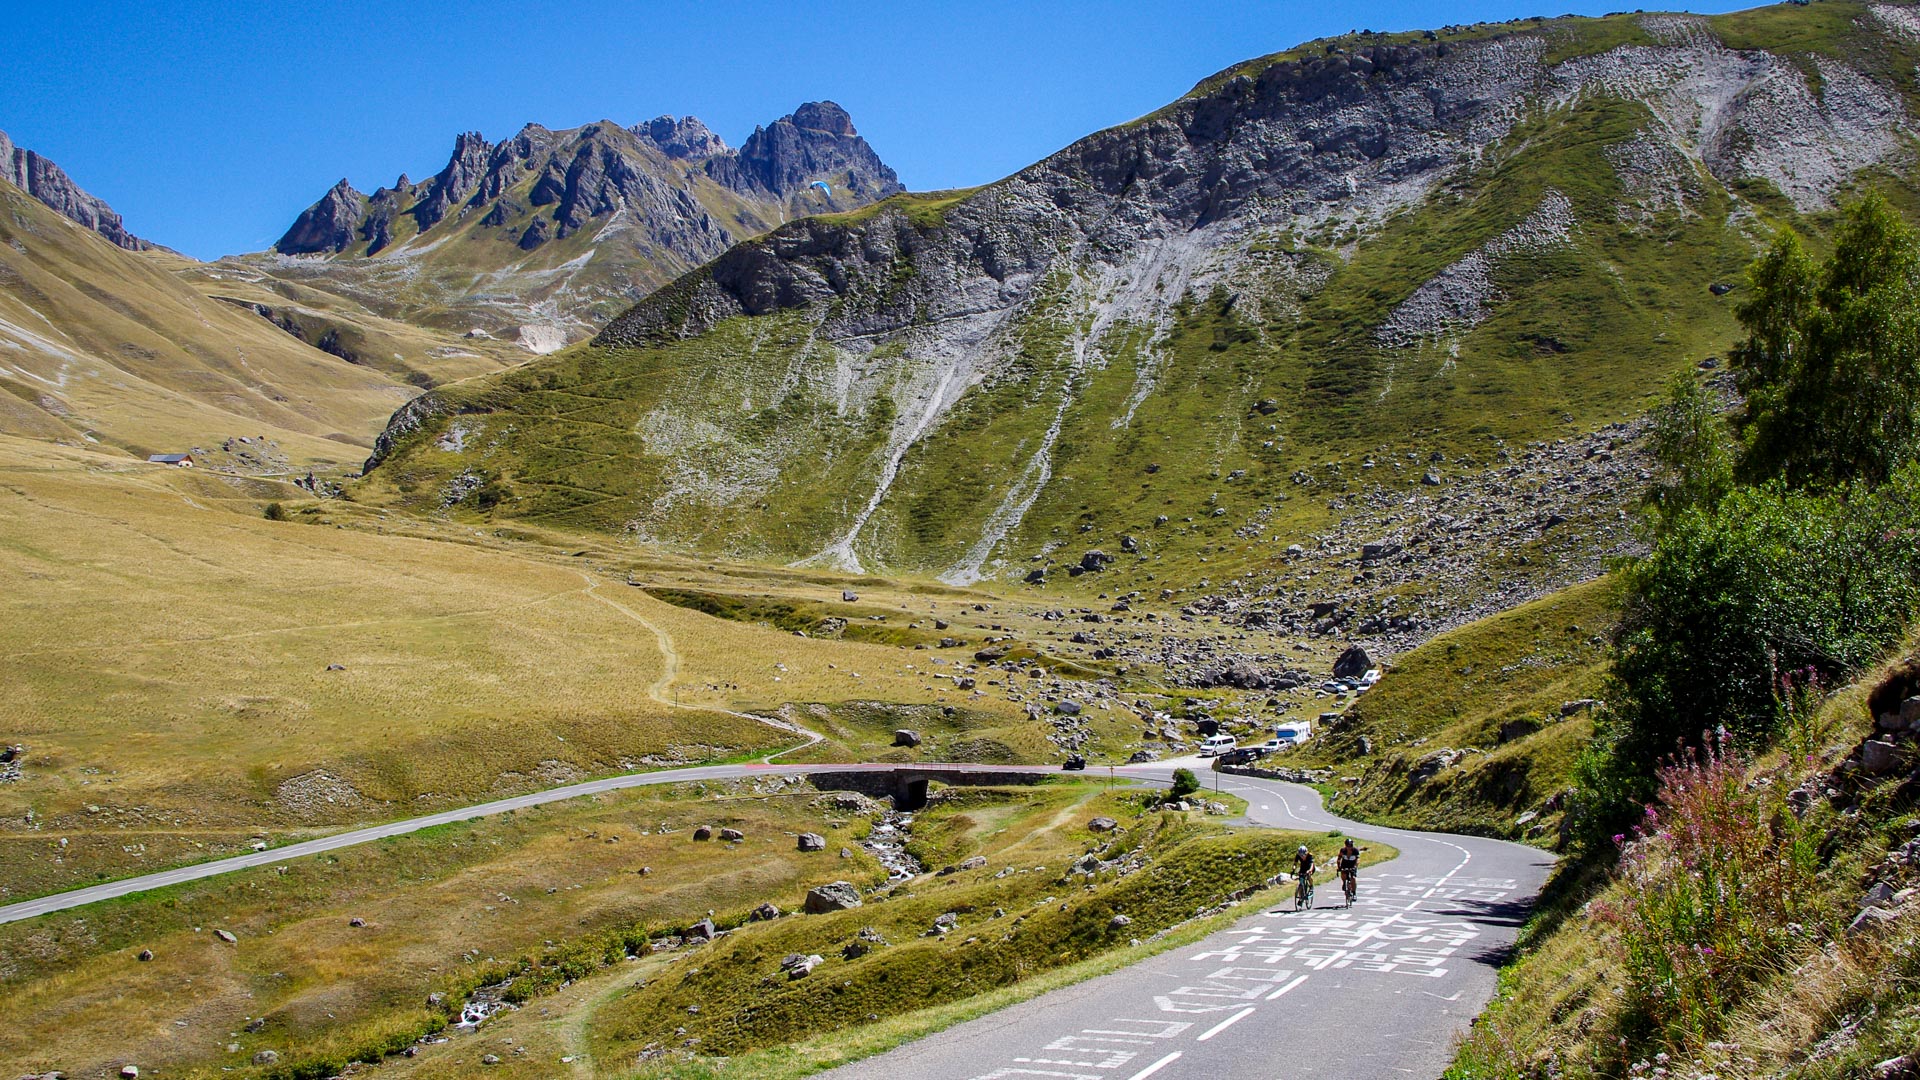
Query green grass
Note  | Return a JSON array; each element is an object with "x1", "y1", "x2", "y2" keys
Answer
[{"x1": 1299, "y1": 576, "x2": 1624, "y2": 840}]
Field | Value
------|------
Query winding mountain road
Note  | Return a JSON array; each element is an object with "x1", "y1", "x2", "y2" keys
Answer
[{"x1": 823, "y1": 759, "x2": 1556, "y2": 1080}]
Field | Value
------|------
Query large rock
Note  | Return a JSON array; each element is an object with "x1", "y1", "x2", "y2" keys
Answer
[
  {"x1": 892, "y1": 729, "x2": 922, "y2": 747},
  {"x1": 1332, "y1": 645, "x2": 1374, "y2": 680},
  {"x1": 1862, "y1": 738, "x2": 1905, "y2": 776},
  {"x1": 797, "y1": 832, "x2": 827, "y2": 852},
  {"x1": 804, "y1": 881, "x2": 863, "y2": 913}
]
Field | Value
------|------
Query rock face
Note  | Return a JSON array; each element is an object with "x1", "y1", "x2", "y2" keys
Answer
[
  {"x1": 0, "y1": 129, "x2": 149, "y2": 250},
  {"x1": 276, "y1": 178, "x2": 368, "y2": 255},
  {"x1": 706, "y1": 101, "x2": 900, "y2": 203}
]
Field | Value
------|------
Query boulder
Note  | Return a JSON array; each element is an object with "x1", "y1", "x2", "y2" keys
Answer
[
  {"x1": 959, "y1": 855, "x2": 988, "y2": 870},
  {"x1": 804, "y1": 881, "x2": 863, "y2": 913},
  {"x1": 252, "y1": 1051, "x2": 279, "y2": 1066},
  {"x1": 750, "y1": 902, "x2": 782, "y2": 921},
  {"x1": 213, "y1": 929, "x2": 237, "y2": 944},
  {"x1": 687, "y1": 918, "x2": 716, "y2": 940},
  {"x1": 719, "y1": 828, "x2": 745, "y2": 842},
  {"x1": 137, "y1": 949, "x2": 153, "y2": 962},
  {"x1": 1862, "y1": 739, "x2": 1905, "y2": 776},
  {"x1": 842, "y1": 590, "x2": 859, "y2": 602},
  {"x1": 1081, "y1": 550, "x2": 1114, "y2": 573},
  {"x1": 783, "y1": 952, "x2": 825, "y2": 979},
  {"x1": 931, "y1": 912, "x2": 959, "y2": 934},
  {"x1": 893, "y1": 729, "x2": 922, "y2": 747},
  {"x1": 692, "y1": 825, "x2": 714, "y2": 841},
  {"x1": 1055, "y1": 700, "x2": 1082, "y2": 716},
  {"x1": 1332, "y1": 645, "x2": 1373, "y2": 680},
  {"x1": 1088, "y1": 816, "x2": 1119, "y2": 833},
  {"x1": 1849, "y1": 905, "x2": 1902, "y2": 936},
  {"x1": 1109, "y1": 913, "x2": 1133, "y2": 930},
  {"x1": 975, "y1": 646, "x2": 1008, "y2": 662},
  {"x1": 797, "y1": 832, "x2": 827, "y2": 852}
]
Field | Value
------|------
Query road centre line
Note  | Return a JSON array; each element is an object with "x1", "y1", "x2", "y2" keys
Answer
[
  {"x1": 1125, "y1": 1052, "x2": 1183, "y2": 1080},
  {"x1": 1195, "y1": 1006, "x2": 1257, "y2": 1042},
  {"x1": 1266, "y1": 973, "x2": 1309, "y2": 999}
]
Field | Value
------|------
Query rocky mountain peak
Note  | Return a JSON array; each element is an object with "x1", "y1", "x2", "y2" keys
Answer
[
  {"x1": 789, "y1": 100, "x2": 857, "y2": 136},
  {"x1": 411, "y1": 130, "x2": 494, "y2": 233},
  {"x1": 274, "y1": 178, "x2": 367, "y2": 255},
  {"x1": 0, "y1": 129, "x2": 149, "y2": 251},
  {"x1": 638, "y1": 115, "x2": 728, "y2": 160},
  {"x1": 706, "y1": 100, "x2": 901, "y2": 202}
]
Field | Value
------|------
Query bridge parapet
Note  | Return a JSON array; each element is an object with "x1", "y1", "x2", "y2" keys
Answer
[{"x1": 805, "y1": 765, "x2": 1048, "y2": 810}]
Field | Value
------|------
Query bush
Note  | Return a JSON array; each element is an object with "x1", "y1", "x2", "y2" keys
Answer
[
  {"x1": 263, "y1": 501, "x2": 290, "y2": 521},
  {"x1": 1168, "y1": 768, "x2": 1201, "y2": 802},
  {"x1": 1577, "y1": 468, "x2": 1920, "y2": 828},
  {"x1": 1593, "y1": 734, "x2": 1824, "y2": 1046}
]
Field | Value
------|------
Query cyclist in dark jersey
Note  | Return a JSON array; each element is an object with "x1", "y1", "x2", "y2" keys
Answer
[
  {"x1": 1292, "y1": 845, "x2": 1316, "y2": 909},
  {"x1": 1336, "y1": 838, "x2": 1366, "y2": 905}
]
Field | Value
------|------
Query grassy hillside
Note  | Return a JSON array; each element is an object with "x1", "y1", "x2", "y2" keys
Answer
[
  {"x1": 357, "y1": 86, "x2": 1784, "y2": 587},
  {"x1": 0, "y1": 183, "x2": 423, "y2": 464},
  {"x1": 1449, "y1": 642, "x2": 1920, "y2": 1079},
  {"x1": 1300, "y1": 577, "x2": 1623, "y2": 840}
]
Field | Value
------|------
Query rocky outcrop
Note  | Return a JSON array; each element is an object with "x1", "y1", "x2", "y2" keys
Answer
[
  {"x1": 272, "y1": 102, "x2": 896, "y2": 260},
  {"x1": 706, "y1": 101, "x2": 902, "y2": 202},
  {"x1": 275, "y1": 179, "x2": 368, "y2": 254},
  {"x1": 639, "y1": 115, "x2": 729, "y2": 160},
  {"x1": 0, "y1": 129, "x2": 149, "y2": 250},
  {"x1": 410, "y1": 131, "x2": 491, "y2": 232}
]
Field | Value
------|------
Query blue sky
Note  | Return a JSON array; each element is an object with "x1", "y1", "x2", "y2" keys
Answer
[{"x1": 3, "y1": 0, "x2": 1754, "y2": 259}]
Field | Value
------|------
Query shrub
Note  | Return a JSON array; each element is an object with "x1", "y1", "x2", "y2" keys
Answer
[
  {"x1": 1588, "y1": 469, "x2": 1920, "y2": 816},
  {"x1": 1592, "y1": 734, "x2": 1824, "y2": 1046},
  {"x1": 1168, "y1": 768, "x2": 1201, "y2": 802},
  {"x1": 264, "y1": 501, "x2": 290, "y2": 521}
]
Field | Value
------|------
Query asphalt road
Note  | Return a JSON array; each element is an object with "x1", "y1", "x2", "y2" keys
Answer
[
  {"x1": 0, "y1": 761, "x2": 1028, "y2": 925},
  {"x1": 821, "y1": 758, "x2": 1557, "y2": 1080}
]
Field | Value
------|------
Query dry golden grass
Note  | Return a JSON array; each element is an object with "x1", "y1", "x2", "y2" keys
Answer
[{"x1": 0, "y1": 779, "x2": 885, "y2": 1078}]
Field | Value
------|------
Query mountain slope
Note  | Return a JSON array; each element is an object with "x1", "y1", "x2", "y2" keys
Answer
[
  {"x1": 0, "y1": 178, "x2": 427, "y2": 464},
  {"x1": 365, "y1": 3, "x2": 1920, "y2": 612},
  {"x1": 229, "y1": 102, "x2": 901, "y2": 352}
]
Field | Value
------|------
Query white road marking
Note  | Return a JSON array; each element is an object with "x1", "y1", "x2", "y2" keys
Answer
[
  {"x1": 1195, "y1": 1006, "x2": 1256, "y2": 1042},
  {"x1": 1125, "y1": 1052, "x2": 1183, "y2": 1080},
  {"x1": 1266, "y1": 974, "x2": 1310, "y2": 999}
]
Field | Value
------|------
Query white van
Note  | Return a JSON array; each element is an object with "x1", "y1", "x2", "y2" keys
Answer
[
  {"x1": 1273, "y1": 721, "x2": 1313, "y2": 747},
  {"x1": 1198, "y1": 734, "x2": 1238, "y2": 757}
]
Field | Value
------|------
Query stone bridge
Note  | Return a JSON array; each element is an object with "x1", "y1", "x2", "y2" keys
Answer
[{"x1": 804, "y1": 764, "x2": 1052, "y2": 810}]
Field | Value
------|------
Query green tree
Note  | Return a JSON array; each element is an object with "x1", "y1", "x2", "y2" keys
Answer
[
  {"x1": 1645, "y1": 372, "x2": 1733, "y2": 525},
  {"x1": 1732, "y1": 194, "x2": 1920, "y2": 486}
]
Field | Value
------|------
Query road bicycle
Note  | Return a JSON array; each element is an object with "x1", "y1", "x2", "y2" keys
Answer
[
  {"x1": 1341, "y1": 868, "x2": 1358, "y2": 908},
  {"x1": 1294, "y1": 873, "x2": 1314, "y2": 911}
]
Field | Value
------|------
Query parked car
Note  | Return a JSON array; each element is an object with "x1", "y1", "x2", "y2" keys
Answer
[{"x1": 1198, "y1": 734, "x2": 1239, "y2": 757}]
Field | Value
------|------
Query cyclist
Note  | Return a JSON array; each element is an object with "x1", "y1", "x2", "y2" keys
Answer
[
  {"x1": 1335, "y1": 838, "x2": 1367, "y2": 906},
  {"x1": 1292, "y1": 844, "x2": 1315, "y2": 910}
]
